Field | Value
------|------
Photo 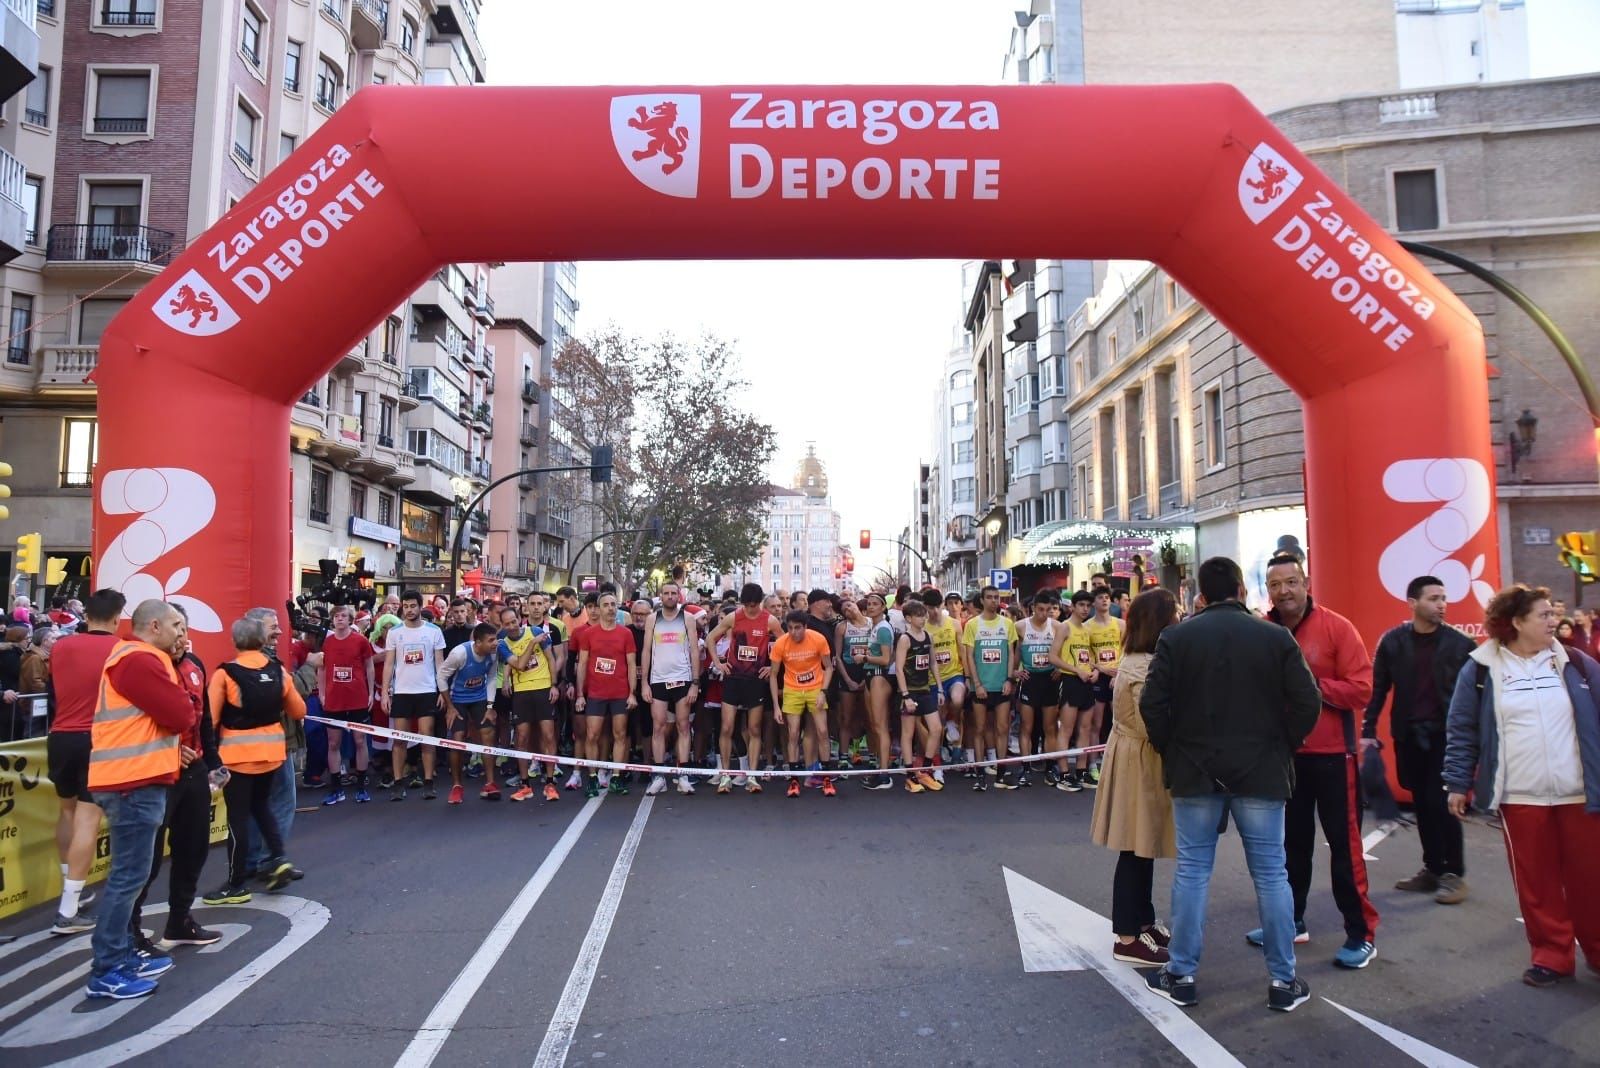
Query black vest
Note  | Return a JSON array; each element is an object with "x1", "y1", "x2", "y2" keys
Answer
[{"x1": 219, "y1": 661, "x2": 285, "y2": 731}]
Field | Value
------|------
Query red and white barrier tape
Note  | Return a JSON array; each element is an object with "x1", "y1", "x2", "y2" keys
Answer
[{"x1": 309, "y1": 714, "x2": 1106, "y2": 780}]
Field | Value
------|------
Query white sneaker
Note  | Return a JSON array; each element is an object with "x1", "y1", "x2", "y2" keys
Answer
[
  {"x1": 732, "y1": 772, "x2": 749, "y2": 787},
  {"x1": 598, "y1": 771, "x2": 611, "y2": 789},
  {"x1": 565, "y1": 770, "x2": 583, "y2": 790},
  {"x1": 932, "y1": 767, "x2": 945, "y2": 785},
  {"x1": 676, "y1": 775, "x2": 695, "y2": 795},
  {"x1": 646, "y1": 774, "x2": 667, "y2": 796},
  {"x1": 944, "y1": 721, "x2": 961, "y2": 744}
]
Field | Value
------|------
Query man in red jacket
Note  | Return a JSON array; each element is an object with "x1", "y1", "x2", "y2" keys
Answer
[{"x1": 1259, "y1": 554, "x2": 1378, "y2": 970}]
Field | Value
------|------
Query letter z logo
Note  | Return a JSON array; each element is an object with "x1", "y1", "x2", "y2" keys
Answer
[
  {"x1": 153, "y1": 268, "x2": 240, "y2": 337},
  {"x1": 1378, "y1": 458, "x2": 1495, "y2": 610},
  {"x1": 98, "y1": 467, "x2": 224, "y2": 631},
  {"x1": 1238, "y1": 141, "x2": 1302, "y2": 225},
  {"x1": 609, "y1": 94, "x2": 701, "y2": 198}
]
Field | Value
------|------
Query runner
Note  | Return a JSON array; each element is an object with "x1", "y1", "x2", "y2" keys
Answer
[
  {"x1": 440, "y1": 623, "x2": 500, "y2": 805},
  {"x1": 706, "y1": 583, "x2": 781, "y2": 794},
  {"x1": 921, "y1": 588, "x2": 963, "y2": 785},
  {"x1": 499, "y1": 602, "x2": 565, "y2": 802},
  {"x1": 961, "y1": 585, "x2": 1019, "y2": 792},
  {"x1": 862, "y1": 592, "x2": 897, "y2": 782},
  {"x1": 803, "y1": 590, "x2": 840, "y2": 787},
  {"x1": 627, "y1": 599, "x2": 653, "y2": 779},
  {"x1": 572, "y1": 592, "x2": 639, "y2": 797},
  {"x1": 835, "y1": 598, "x2": 875, "y2": 783},
  {"x1": 641, "y1": 582, "x2": 703, "y2": 796},
  {"x1": 1052, "y1": 590, "x2": 1099, "y2": 790},
  {"x1": 1016, "y1": 592, "x2": 1064, "y2": 788},
  {"x1": 560, "y1": 591, "x2": 591, "y2": 791},
  {"x1": 316, "y1": 606, "x2": 376, "y2": 806},
  {"x1": 1079, "y1": 587, "x2": 1125, "y2": 788},
  {"x1": 769, "y1": 610, "x2": 835, "y2": 798},
  {"x1": 380, "y1": 590, "x2": 446, "y2": 800},
  {"x1": 440, "y1": 598, "x2": 477, "y2": 652},
  {"x1": 894, "y1": 599, "x2": 945, "y2": 793}
]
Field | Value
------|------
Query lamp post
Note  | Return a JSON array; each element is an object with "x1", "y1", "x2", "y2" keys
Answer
[{"x1": 1509, "y1": 408, "x2": 1538, "y2": 474}]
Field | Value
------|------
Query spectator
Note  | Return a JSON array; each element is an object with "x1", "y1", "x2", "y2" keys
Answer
[{"x1": 0, "y1": 624, "x2": 27, "y2": 740}]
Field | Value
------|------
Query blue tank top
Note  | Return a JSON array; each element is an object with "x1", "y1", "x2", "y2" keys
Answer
[{"x1": 450, "y1": 646, "x2": 496, "y2": 704}]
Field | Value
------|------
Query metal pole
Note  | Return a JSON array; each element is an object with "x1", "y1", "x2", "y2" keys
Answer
[
  {"x1": 448, "y1": 464, "x2": 596, "y2": 596},
  {"x1": 565, "y1": 527, "x2": 652, "y2": 588}
]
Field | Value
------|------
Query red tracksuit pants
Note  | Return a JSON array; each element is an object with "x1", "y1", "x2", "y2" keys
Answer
[{"x1": 1501, "y1": 802, "x2": 1600, "y2": 975}]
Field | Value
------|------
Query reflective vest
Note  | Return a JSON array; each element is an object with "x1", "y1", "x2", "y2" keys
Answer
[
  {"x1": 88, "y1": 640, "x2": 183, "y2": 790},
  {"x1": 217, "y1": 660, "x2": 288, "y2": 769}
]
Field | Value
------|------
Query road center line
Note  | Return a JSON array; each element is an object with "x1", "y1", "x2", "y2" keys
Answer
[
  {"x1": 394, "y1": 795, "x2": 606, "y2": 1068},
  {"x1": 533, "y1": 795, "x2": 656, "y2": 1068}
]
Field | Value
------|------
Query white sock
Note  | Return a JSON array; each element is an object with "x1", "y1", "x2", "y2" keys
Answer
[
  {"x1": 60, "y1": 878, "x2": 85, "y2": 917},
  {"x1": 598, "y1": 770, "x2": 611, "y2": 787},
  {"x1": 986, "y1": 748, "x2": 998, "y2": 762},
  {"x1": 60, "y1": 862, "x2": 69, "y2": 878},
  {"x1": 738, "y1": 755, "x2": 748, "y2": 771},
  {"x1": 965, "y1": 748, "x2": 975, "y2": 763}
]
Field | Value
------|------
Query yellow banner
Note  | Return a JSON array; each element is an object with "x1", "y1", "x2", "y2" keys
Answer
[{"x1": 0, "y1": 738, "x2": 228, "y2": 921}]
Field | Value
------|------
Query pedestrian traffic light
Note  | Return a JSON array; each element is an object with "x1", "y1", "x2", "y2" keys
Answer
[
  {"x1": 15, "y1": 532, "x2": 40, "y2": 575},
  {"x1": 590, "y1": 444, "x2": 614, "y2": 483},
  {"x1": 44, "y1": 557, "x2": 67, "y2": 586},
  {"x1": 1558, "y1": 530, "x2": 1598, "y2": 584},
  {"x1": 0, "y1": 460, "x2": 11, "y2": 521},
  {"x1": 859, "y1": 529, "x2": 871, "y2": 549}
]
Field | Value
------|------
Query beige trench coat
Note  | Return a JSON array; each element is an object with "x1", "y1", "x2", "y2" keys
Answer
[{"x1": 1089, "y1": 652, "x2": 1176, "y2": 859}]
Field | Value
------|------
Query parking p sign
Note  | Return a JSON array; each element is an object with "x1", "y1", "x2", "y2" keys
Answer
[{"x1": 989, "y1": 568, "x2": 1012, "y2": 591}]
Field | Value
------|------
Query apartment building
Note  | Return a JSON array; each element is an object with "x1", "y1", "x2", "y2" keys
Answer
[
  {"x1": 927, "y1": 317, "x2": 977, "y2": 595},
  {"x1": 0, "y1": 0, "x2": 498, "y2": 601}
]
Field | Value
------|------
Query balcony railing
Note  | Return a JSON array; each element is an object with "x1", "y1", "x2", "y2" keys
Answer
[
  {"x1": 514, "y1": 555, "x2": 537, "y2": 576},
  {"x1": 232, "y1": 143, "x2": 254, "y2": 168},
  {"x1": 517, "y1": 512, "x2": 535, "y2": 534},
  {"x1": 537, "y1": 513, "x2": 570, "y2": 538},
  {"x1": 0, "y1": 146, "x2": 24, "y2": 212},
  {"x1": 519, "y1": 422, "x2": 536, "y2": 446},
  {"x1": 6, "y1": 341, "x2": 29, "y2": 366},
  {"x1": 354, "y1": 0, "x2": 388, "y2": 25},
  {"x1": 521, "y1": 379, "x2": 539, "y2": 403},
  {"x1": 46, "y1": 224, "x2": 176, "y2": 265},
  {"x1": 299, "y1": 389, "x2": 321, "y2": 407},
  {"x1": 377, "y1": 432, "x2": 395, "y2": 448},
  {"x1": 320, "y1": 0, "x2": 342, "y2": 22},
  {"x1": 24, "y1": 108, "x2": 45, "y2": 126},
  {"x1": 39, "y1": 345, "x2": 99, "y2": 386},
  {"x1": 100, "y1": 5, "x2": 155, "y2": 26},
  {"x1": 518, "y1": 472, "x2": 535, "y2": 491},
  {"x1": 471, "y1": 457, "x2": 491, "y2": 481},
  {"x1": 310, "y1": 507, "x2": 330, "y2": 524},
  {"x1": 30, "y1": 0, "x2": 49, "y2": 22},
  {"x1": 92, "y1": 116, "x2": 148, "y2": 133}
]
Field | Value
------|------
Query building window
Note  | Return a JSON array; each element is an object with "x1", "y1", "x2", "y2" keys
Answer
[
  {"x1": 22, "y1": 177, "x2": 41, "y2": 246},
  {"x1": 1203, "y1": 384, "x2": 1225, "y2": 469},
  {"x1": 951, "y1": 400, "x2": 973, "y2": 426},
  {"x1": 952, "y1": 439, "x2": 973, "y2": 464},
  {"x1": 1106, "y1": 332, "x2": 1118, "y2": 367},
  {"x1": 1393, "y1": 168, "x2": 1440, "y2": 232},
  {"x1": 100, "y1": 0, "x2": 157, "y2": 27},
  {"x1": 1072, "y1": 355, "x2": 1085, "y2": 392},
  {"x1": 402, "y1": 14, "x2": 418, "y2": 53},
  {"x1": 350, "y1": 481, "x2": 367, "y2": 520},
  {"x1": 240, "y1": 4, "x2": 264, "y2": 67},
  {"x1": 315, "y1": 56, "x2": 342, "y2": 111},
  {"x1": 78, "y1": 298, "x2": 128, "y2": 345},
  {"x1": 24, "y1": 65, "x2": 49, "y2": 126},
  {"x1": 1075, "y1": 462, "x2": 1089, "y2": 517},
  {"x1": 1132, "y1": 301, "x2": 1146, "y2": 340},
  {"x1": 382, "y1": 316, "x2": 400, "y2": 361},
  {"x1": 233, "y1": 98, "x2": 260, "y2": 169},
  {"x1": 62, "y1": 418, "x2": 98, "y2": 487},
  {"x1": 950, "y1": 368, "x2": 972, "y2": 392},
  {"x1": 309, "y1": 467, "x2": 331, "y2": 524},
  {"x1": 284, "y1": 40, "x2": 303, "y2": 93},
  {"x1": 1164, "y1": 278, "x2": 1178, "y2": 314},
  {"x1": 378, "y1": 398, "x2": 396, "y2": 445},
  {"x1": 90, "y1": 70, "x2": 153, "y2": 134},
  {"x1": 952, "y1": 476, "x2": 975, "y2": 504},
  {"x1": 377, "y1": 491, "x2": 394, "y2": 527},
  {"x1": 86, "y1": 181, "x2": 143, "y2": 241},
  {"x1": 8, "y1": 295, "x2": 34, "y2": 365},
  {"x1": 279, "y1": 133, "x2": 296, "y2": 163}
]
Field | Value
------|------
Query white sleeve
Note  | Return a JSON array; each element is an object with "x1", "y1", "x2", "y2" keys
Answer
[{"x1": 440, "y1": 643, "x2": 466, "y2": 687}]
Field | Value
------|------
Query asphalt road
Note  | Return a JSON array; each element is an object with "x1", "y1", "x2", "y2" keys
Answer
[{"x1": 2, "y1": 772, "x2": 1597, "y2": 1067}]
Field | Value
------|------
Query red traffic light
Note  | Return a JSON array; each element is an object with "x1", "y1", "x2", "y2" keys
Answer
[{"x1": 859, "y1": 529, "x2": 871, "y2": 549}]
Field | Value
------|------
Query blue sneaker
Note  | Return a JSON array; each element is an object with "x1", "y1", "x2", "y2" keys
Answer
[
  {"x1": 86, "y1": 967, "x2": 159, "y2": 1000},
  {"x1": 1334, "y1": 939, "x2": 1377, "y2": 969},
  {"x1": 321, "y1": 789, "x2": 346, "y2": 807},
  {"x1": 131, "y1": 952, "x2": 174, "y2": 979},
  {"x1": 1246, "y1": 921, "x2": 1309, "y2": 947},
  {"x1": 354, "y1": 787, "x2": 372, "y2": 803}
]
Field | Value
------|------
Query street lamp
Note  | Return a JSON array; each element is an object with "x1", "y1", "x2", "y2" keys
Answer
[
  {"x1": 1510, "y1": 408, "x2": 1538, "y2": 473},
  {"x1": 985, "y1": 517, "x2": 1002, "y2": 537}
]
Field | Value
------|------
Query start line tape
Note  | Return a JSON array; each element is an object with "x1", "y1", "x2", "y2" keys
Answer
[{"x1": 309, "y1": 715, "x2": 1106, "y2": 781}]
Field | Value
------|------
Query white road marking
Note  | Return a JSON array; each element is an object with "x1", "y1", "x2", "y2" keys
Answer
[
  {"x1": 1324, "y1": 998, "x2": 1478, "y2": 1067},
  {"x1": 533, "y1": 796, "x2": 656, "y2": 1068},
  {"x1": 1362, "y1": 819, "x2": 1401, "y2": 861},
  {"x1": 394, "y1": 795, "x2": 607, "y2": 1068},
  {"x1": 1003, "y1": 868, "x2": 1244, "y2": 1068},
  {"x1": 0, "y1": 928, "x2": 58, "y2": 963}
]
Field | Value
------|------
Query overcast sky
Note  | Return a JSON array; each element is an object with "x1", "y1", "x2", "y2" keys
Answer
[{"x1": 480, "y1": 0, "x2": 1599, "y2": 580}]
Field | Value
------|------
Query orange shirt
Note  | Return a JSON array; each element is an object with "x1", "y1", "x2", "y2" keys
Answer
[
  {"x1": 207, "y1": 650, "x2": 307, "y2": 774},
  {"x1": 770, "y1": 631, "x2": 831, "y2": 691}
]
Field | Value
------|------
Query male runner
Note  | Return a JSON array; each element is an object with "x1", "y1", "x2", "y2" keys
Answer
[
  {"x1": 961, "y1": 585, "x2": 1019, "y2": 792},
  {"x1": 921, "y1": 588, "x2": 964, "y2": 785},
  {"x1": 1051, "y1": 590, "x2": 1098, "y2": 790},
  {"x1": 707, "y1": 583, "x2": 781, "y2": 794},
  {"x1": 802, "y1": 590, "x2": 840, "y2": 786},
  {"x1": 894, "y1": 599, "x2": 945, "y2": 794},
  {"x1": 770, "y1": 610, "x2": 835, "y2": 798},
  {"x1": 499, "y1": 603, "x2": 565, "y2": 802},
  {"x1": 440, "y1": 623, "x2": 500, "y2": 804},
  {"x1": 440, "y1": 598, "x2": 476, "y2": 652},
  {"x1": 1016, "y1": 592, "x2": 1063, "y2": 788},
  {"x1": 1079, "y1": 587, "x2": 1125, "y2": 787},
  {"x1": 573, "y1": 592, "x2": 638, "y2": 797},
  {"x1": 641, "y1": 582, "x2": 702, "y2": 796},
  {"x1": 317, "y1": 605, "x2": 376, "y2": 805},
  {"x1": 380, "y1": 590, "x2": 446, "y2": 800}
]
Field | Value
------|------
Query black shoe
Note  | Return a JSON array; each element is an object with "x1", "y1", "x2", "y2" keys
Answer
[
  {"x1": 422, "y1": 780, "x2": 437, "y2": 800},
  {"x1": 1523, "y1": 965, "x2": 1570, "y2": 988},
  {"x1": 1268, "y1": 976, "x2": 1311, "y2": 1012},
  {"x1": 390, "y1": 786, "x2": 407, "y2": 802},
  {"x1": 1143, "y1": 967, "x2": 1197, "y2": 1008},
  {"x1": 1015, "y1": 769, "x2": 1032, "y2": 788},
  {"x1": 378, "y1": 772, "x2": 396, "y2": 790},
  {"x1": 409, "y1": 773, "x2": 424, "y2": 789},
  {"x1": 861, "y1": 773, "x2": 893, "y2": 790},
  {"x1": 1044, "y1": 765, "x2": 1061, "y2": 786},
  {"x1": 993, "y1": 770, "x2": 1017, "y2": 790},
  {"x1": 132, "y1": 930, "x2": 160, "y2": 956},
  {"x1": 159, "y1": 916, "x2": 222, "y2": 948},
  {"x1": 972, "y1": 774, "x2": 989, "y2": 792}
]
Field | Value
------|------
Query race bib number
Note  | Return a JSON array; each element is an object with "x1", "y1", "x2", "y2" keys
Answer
[
  {"x1": 403, "y1": 648, "x2": 424, "y2": 665},
  {"x1": 914, "y1": 654, "x2": 931, "y2": 672},
  {"x1": 1031, "y1": 651, "x2": 1049, "y2": 669},
  {"x1": 1098, "y1": 648, "x2": 1117, "y2": 663},
  {"x1": 796, "y1": 668, "x2": 816, "y2": 685},
  {"x1": 595, "y1": 656, "x2": 618, "y2": 675},
  {"x1": 656, "y1": 631, "x2": 681, "y2": 645},
  {"x1": 981, "y1": 648, "x2": 1002, "y2": 664},
  {"x1": 461, "y1": 674, "x2": 485, "y2": 690},
  {"x1": 936, "y1": 650, "x2": 953, "y2": 666},
  {"x1": 1076, "y1": 649, "x2": 1092, "y2": 665},
  {"x1": 333, "y1": 666, "x2": 353, "y2": 683},
  {"x1": 737, "y1": 645, "x2": 758, "y2": 662}
]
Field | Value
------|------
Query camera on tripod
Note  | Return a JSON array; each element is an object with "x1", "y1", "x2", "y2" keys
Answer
[{"x1": 286, "y1": 556, "x2": 377, "y2": 641}]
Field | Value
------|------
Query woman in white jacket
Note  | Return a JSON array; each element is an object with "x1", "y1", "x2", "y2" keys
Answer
[{"x1": 1444, "y1": 584, "x2": 1600, "y2": 988}]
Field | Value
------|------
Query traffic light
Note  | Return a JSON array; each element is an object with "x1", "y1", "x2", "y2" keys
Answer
[
  {"x1": 1558, "y1": 530, "x2": 1598, "y2": 584},
  {"x1": 44, "y1": 557, "x2": 67, "y2": 586},
  {"x1": 859, "y1": 529, "x2": 871, "y2": 549},
  {"x1": 0, "y1": 460, "x2": 10, "y2": 521},
  {"x1": 344, "y1": 545, "x2": 362, "y2": 572},
  {"x1": 590, "y1": 444, "x2": 614, "y2": 484},
  {"x1": 15, "y1": 532, "x2": 40, "y2": 575}
]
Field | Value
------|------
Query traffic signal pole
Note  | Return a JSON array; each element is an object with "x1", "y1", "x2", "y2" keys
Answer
[{"x1": 448, "y1": 460, "x2": 607, "y2": 598}]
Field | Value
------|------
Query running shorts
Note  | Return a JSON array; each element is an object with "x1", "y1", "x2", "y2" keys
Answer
[
  {"x1": 320, "y1": 705, "x2": 372, "y2": 724},
  {"x1": 1059, "y1": 676, "x2": 1096, "y2": 712},
  {"x1": 723, "y1": 675, "x2": 768, "y2": 710},
  {"x1": 47, "y1": 731, "x2": 92, "y2": 801},
  {"x1": 781, "y1": 688, "x2": 823, "y2": 717},
  {"x1": 938, "y1": 675, "x2": 966, "y2": 701},
  {"x1": 449, "y1": 701, "x2": 493, "y2": 735},
  {"x1": 900, "y1": 691, "x2": 939, "y2": 718},
  {"x1": 1092, "y1": 675, "x2": 1114, "y2": 705},
  {"x1": 1019, "y1": 674, "x2": 1059, "y2": 709},
  {"x1": 512, "y1": 688, "x2": 555, "y2": 726},
  {"x1": 390, "y1": 691, "x2": 440, "y2": 721},
  {"x1": 584, "y1": 697, "x2": 629, "y2": 719},
  {"x1": 650, "y1": 681, "x2": 691, "y2": 705},
  {"x1": 978, "y1": 688, "x2": 1012, "y2": 710}
]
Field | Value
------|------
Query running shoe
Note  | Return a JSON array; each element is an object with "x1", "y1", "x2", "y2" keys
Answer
[
  {"x1": 1044, "y1": 766, "x2": 1061, "y2": 786},
  {"x1": 409, "y1": 772, "x2": 424, "y2": 789},
  {"x1": 133, "y1": 930, "x2": 160, "y2": 956},
  {"x1": 732, "y1": 772, "x2": 749, "y2": 788},
  {"x1": 1113, "y1": 933, "x2": 1170, "y2": 966},
  {"x1": 805, "y1": 762, "x2": 823, "y2": 789},
  {"x1": 835, "y1": 758, "x2": 852, "y2": 773},
  {"x1": 1079, "y1": 767, "x2": 1100, "y2": 789},
  {"x1": 1334, "y1": 940, "x2": 1376, "y2": 970},
  {"x1": 1246, "y1": 921, "x2": 1309, "y2": 946},
  {"x1": 931, "y1": 767, "x2": 946, "y2": 786},
  {"x1": 447, "y1": 784, "x2": 464, "y2": 805},
  {"x1": 821, "y1": 778, "x2": 837, "y2": 797},
  {"x1": 322, "y1": 789, "x2": 346, "y2": 807},
  {"x1": 481, "y1": 782, "x2": 502, "y2": 801},
  {"x1": 263, "y1": 859, "x2": 296, "y2": 892},
  {"x1": 543, "y1": 780, "x2": 561, "y2": 802},
  {"x1": 422, "y1": 780, "x2": 437, "y2": 800},
  {"x1": 993, "y1": 770, "x2": 1017, "y2": 790},
  {"x1": 1268, "y1": 977, "x2": 1311, "y2": 1012},
  {"x1": 1057, "y1": 770, "x2": 1083, "y2": 793},
  {"x1": 646, "y1": 774, "x2": 668, "y2": 796},
  {"x1": 609, "y1": 777, "x2": 630, "y2": 796},
  {"x1": 354, "y1": 787, "x2": 372, "y2": 803},
  {"x1": 745, "y1": 777, "x2": 763, "y2": 794},
  {"x1": 585, "y1": 777, "x2": 600, "y2": 798},
  {"x1": 202, "y1": 884, "x2": 252, "y2": 906},
  {"x1": 972, "y1": 774, "x2": 989, "y2": 793},
  {"x1": 86, "y1": 967, "x2": 158, "y2": 1000},
  {"x1": 676, "y1": 775, "x2": 695, "y2": 795},
  {"x1": 159, "y1": 916, "x2": 222, "y2": 948},
  {"x1": 510, "y1": 785, "x2": 536, "y2": 803},
  {"x1": 378, "y1": 771, "x2": 395, "y2": 790},
  {"x1": 944, "y1": 721, "x2": 961, "y2": 744},
  {"x1": 566, "y1": 770, "x2": 584, "y2": 791},
  {"x1": 862, "y1": 773, "x2": 892, "y2": 790},
  {"x1": 503, "y1": 773, "x2": 522, "y2": 789},
  {"x1": 1523, "y1": 965, "x2": 1569, "y2": 988},
  {"x1": 598, "y1": 771, "x2": 612, "y2": 790},
  {"x1": 1143, "y1": 967, "x2": 1198, "y2": 1008},
  {"x1": 905, "y1": 775, "x2": 926, "y2": 794},
  {"x1": 915, "y1": 770, "x2": 943, "y2": 792},
  {"x1": 716, "y1": 774, "x2": 733, "y2": 795},
  {"x1": 389, "y1": 786, "x2": 407, "y2": 802},
  {"x1": 465, "y1": 760, "x2": 484, "y2": 779},
  {"x1": 1015, "y1": 769, "x2": 1032, "y2": 788},
  {"x1": 51, "y1": 911, "x2": 95, "y2": 936},
  {"x1": 786, "y1": 779, "x2": 801, "y2": 798}
]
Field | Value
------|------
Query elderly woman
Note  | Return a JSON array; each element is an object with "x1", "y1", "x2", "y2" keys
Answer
[
  {"x1": 1090, "y1": 587, "x2": 1180, "y2": 966},
  {"x1": 1444, "y1": 585, "x2": 1600, "y2": 988}
]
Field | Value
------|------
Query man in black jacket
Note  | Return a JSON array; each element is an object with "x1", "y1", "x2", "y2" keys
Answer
[
  {"x1": 1361, "y1": 574, "x2": 1475, "y2": 904},
  {"x1": 1140, "y1": 557, "x2": 1322, "y2": 1013}
]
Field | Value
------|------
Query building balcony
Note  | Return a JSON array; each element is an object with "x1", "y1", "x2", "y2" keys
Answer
[
  {"x1": 44, "y1": 224, "x2": 177, "y2": 276},
  {"x1": 471, "y1": 345, "x2": 491, "y2": 378},
  {"x1": 518, "y1": 471, "x2": 535, "y2": 491},
  {"x1": 398, "y1": 375, "x2": 421, "y2": 410},
  {"x1": 334, "y1": 342, "x2": 365, "y2": 375},
  {"x1": 484, "y1": 373, "x2": 494, "y2": 394},
  {"x1": 537, "y1": 513, "x2": 569, "y2": 538},
  {"x1": 0, "y1": 144, "x2": 25, "y2": 266},
  {"x1": 411, "y1": 273, "x2": 473, "y2": 335},
  {"x1": 290, "y1": 392, "x2": 324, "y2": 442},
  {"x1": 351, "y1": 0, "x2": 387, "y2": 49},
  {"x1": 429, "y1": 0, "x2": 485, "y2": 81},
  {"x1": 351, "y1": 434, "x2": 401, "y2": 480},
  {"x1": 519, "y1": 421, "x2": 537, "y2": 446},
  {"x1": 0, "y1": 0, "x2": 38, "y2": 107},
  {"x1": 37, "y1": 345, "x2": 97, "y2": 391},
  {"x1": 465, "y1": 510, "x2": 488, "y2": 539},
  {"x1": 521, "y1": 378, "x2": 540, "y2": 403},
  {"x1": 470, "y1": 403, "x2": 492, "y2": 432},
  {"x1": 475, "y1": 293, "x2": 495, "y2": 324},
  {"x1": 517, "y1": 511, "x2": 535, "y2": 534},
  {"x1": 389, "y1": 450, "x2": 416, "y2": 487},
  {"x1": 470, "y1": 456, "x2": 491, "y2": 482},
  {"x1": 312, "y1": 410, "x2": 362, "y2": 460}
]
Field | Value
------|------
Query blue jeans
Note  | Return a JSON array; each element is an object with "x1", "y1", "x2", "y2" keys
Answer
[
  {"x1": 247, "y1": 759, "x2": 297, "y2": 871},
  {"x1": 1169, "y1": 794, "x2": 1297, "y2": 983},
  {"x1": 89, "y1": 785, "x2": 169, "y2": 978}
]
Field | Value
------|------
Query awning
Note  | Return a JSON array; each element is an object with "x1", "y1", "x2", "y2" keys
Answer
[{"x1": 1020, "y1": 519, "x2": 1196, "y2": 567}]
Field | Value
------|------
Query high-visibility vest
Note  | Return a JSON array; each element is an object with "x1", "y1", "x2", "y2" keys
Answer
[
  {"x1": 88, "y1": 640, "x2": 183, "y2": 790},
  {"x1": 217, "y1": 660, "x2": 288, "y2": 769}
]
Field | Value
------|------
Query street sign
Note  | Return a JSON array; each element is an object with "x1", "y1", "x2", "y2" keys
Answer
[{"x1": 989, "y1": 568, "x2": 1012, "y2": 591}]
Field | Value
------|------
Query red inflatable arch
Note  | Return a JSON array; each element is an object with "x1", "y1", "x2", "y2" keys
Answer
[{"x1": 93, "y1": 84, "x2": 1498, "y2": 670}]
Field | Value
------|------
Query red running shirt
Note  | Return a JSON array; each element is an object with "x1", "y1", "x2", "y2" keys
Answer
[
  {"x1": 729, "y1": 610, "x2": 774, "y2": 678},
  {"x1": 576, "y1": 624, "x2": 637, "y2": 700},
  {"x1": 321, "y1": 631, "x2": 375, "y2": 712}
]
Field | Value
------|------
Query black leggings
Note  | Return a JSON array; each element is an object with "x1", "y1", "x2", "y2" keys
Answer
[
  {"x1": 1112, "y1": 851, "x2": 1156, "y2": 937},
  {"x1": 224, "y1": 769, "x2": 283, "y2": 885},
  {"x1": 132, "y1": 766, "x2": 213, "y2": 933}
]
